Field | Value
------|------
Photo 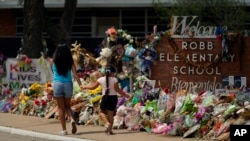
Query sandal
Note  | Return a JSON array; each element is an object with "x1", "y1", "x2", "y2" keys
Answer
[{"x1": 71, "y1": 120, "x2": 77, "y2": 134}]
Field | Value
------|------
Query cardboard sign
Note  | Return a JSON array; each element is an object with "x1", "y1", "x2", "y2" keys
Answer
[{"x1": 5, "y1": 58, "x2": 52, "y2": 92}]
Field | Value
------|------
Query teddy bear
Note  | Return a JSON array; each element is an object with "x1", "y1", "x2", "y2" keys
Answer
[
  {"x1": 84, "y1": 109, "x2": 100, "y2": 126},
  {"x1": 124, "y1": 107, "x2": 141, "y2": 131},
  {"x1": 113, "y1": 105, "x2": 126, "y2": 129},
  {"x1": 95, "y1": 47, "x2": 112, "y2": 71},
  {"x1": 139, "y1": 118, "x2": 156, "y2": 133},
  {"x1": 78, "y1": 105, "x2": 94, "y2": 125}
]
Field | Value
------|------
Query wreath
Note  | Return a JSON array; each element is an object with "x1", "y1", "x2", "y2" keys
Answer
[{"x1": 102, "y1": 27, "x2": 134, "y2": 48}]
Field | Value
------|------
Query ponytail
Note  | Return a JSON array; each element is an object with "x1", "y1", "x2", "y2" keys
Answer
[
  {"x1": 104, "y1": 66, "x2": 116, "y2": 95},
  {"x1": 105, "y1": 68, "x2": 110, "y2": 95}
]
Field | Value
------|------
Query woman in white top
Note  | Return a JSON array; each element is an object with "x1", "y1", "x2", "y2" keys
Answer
[{"x1": 82, "y1": 65, "x2": 130, "y2": 135}]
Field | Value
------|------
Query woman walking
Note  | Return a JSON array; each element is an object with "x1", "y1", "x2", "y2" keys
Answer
[{"x1": 51, "y1": 44, "x2": 83, "y2": 135}]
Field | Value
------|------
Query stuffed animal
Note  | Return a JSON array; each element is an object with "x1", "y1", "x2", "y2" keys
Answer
[
  {"x1": 85, "y1": 110, "x2": 100, "y2": 126},
  {"x1": 139, "y1": 118, "x2": 156, "y2": 133},
  {"x1": 113, "y1": 105, "x2": 126, "y2": 129},
  {"x1": 78, "y1": 105, "x2": 94, "y2": 125},
  {"x1": 95, "y1": 47, "x2": 112, "y2": 70},
  {"x1": 152, "y1": 123, "x2": 172, "y2": 134},
  {"x1": 124, "y1": 107, "x2": 141, "y2": 131}
]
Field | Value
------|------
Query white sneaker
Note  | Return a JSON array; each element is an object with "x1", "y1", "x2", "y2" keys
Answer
[{"x1": 58, "y1": 130, "x2": 68, "y2": 135}]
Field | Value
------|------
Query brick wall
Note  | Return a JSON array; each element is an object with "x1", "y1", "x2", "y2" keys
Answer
[
  {"x1": 0, "y1": 10, "x2": 16, "y2": 36},
  {"x1": 152, "y1": 35, "x2": 250, "y2": 92}
]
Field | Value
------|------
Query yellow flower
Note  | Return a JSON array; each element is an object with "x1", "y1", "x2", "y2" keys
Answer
[
  {"x1": 17, "y1": 61, "x2": 25, "y2": 67},
  {"x1": 88, "y1": 85, "x2": 102, "y2": 95},
  {"x1": 90, "y1": 95, "x2": 102, "y2": 104},
  {"x1": 24, "y1": 96, "x2": 29, "y2": 101},
  {"x1": 19, "y1": 94, "x2": 29, "y2": 106}
]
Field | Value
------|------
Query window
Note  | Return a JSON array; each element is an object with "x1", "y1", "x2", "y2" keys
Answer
[{"x1": 96, "y1": 17, "x2": 119, "y2": 37}]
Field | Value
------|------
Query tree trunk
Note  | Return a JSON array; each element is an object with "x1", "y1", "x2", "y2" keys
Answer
[
  {"x1": 44, "y1": 0, "x2": 77, "y2": 47},
  {"x1": 22, "y1": 0, "x2": 44, "y2": 58}
]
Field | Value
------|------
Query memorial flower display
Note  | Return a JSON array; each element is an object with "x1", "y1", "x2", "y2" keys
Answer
[{"x1": 0, "y1": 23, "x2": 249, "y2": 141}]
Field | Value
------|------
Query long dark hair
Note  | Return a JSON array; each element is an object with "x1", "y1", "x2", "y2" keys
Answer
[
  {"x1": 53, "y1": 44, "x2": 73, "y2": 76},
  {"x1": 105, "y1": 65, "x2": 116, "y2": 95}
]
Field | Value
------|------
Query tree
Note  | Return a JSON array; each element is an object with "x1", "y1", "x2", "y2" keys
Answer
[
  {"x1": 43, "y1": 0, "x2": 77, "y2": 47},
  {"x1": 22, "y1": 0, "x2": 44, "y2": 58},
  {"x1": 153, "y1": 0, "x2": 249, "y2": 32},
  {"x1": 20, "y1": 0, "x2": 77, "y2": 58}
]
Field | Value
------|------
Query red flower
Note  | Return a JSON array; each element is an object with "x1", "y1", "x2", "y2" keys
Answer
[
  {"x1": 164, "y1": 88, "x2": 169, "y2": 93},
  {"x1": 24, "y1": 57, "x2": 32, "y2": 64},
  {"x1": 41, "y1": 100, "x2": 47, "y2": 106},
  {"x1": 34, "y1": 99, "x2": 40, "y2": 105},
  {"x1": 106, "y1": 27, "x2": 117, "y2": 36},
  {"x1": 47, "y1": 83, "x2": 52, "y2": 87}
]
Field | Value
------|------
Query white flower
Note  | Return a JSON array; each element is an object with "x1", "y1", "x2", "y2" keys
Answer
[
  {"x1": 154, "y1": 36, "x2": 159, "y2": 40},
  {"x1": 117, "y1": 29, "x2": 123, "y2": 33},
  {"x1": 126, "y1": 35, "x2": 131, "y2": 40},
  {"x1": 100, "y1": 48, "x2": 112, "y2": 58},
  {"x1": 129, "y1": 39, "x2": 134, "y2": 43},
  {"x1": 21, "y1": 88, "x2": 28, "y2": 93},
  {"x1": 107, "y1": 37, "x2": 110, "y2": 42},
  {"x1": 122, "y1": 33, "x2": 127, "y2": 38}
]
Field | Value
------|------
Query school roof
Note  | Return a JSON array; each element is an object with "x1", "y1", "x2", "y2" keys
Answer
[
  {"x1": 1, "y1": 0, "x2": 250, "y2": 8},
  {"x1": 0, "y1": 0, "x2": 164, "y2": 8}
]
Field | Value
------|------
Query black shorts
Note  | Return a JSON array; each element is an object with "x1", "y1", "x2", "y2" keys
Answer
[{"x1": 100, "y1": 95, "x2": 118, "y2": 111}]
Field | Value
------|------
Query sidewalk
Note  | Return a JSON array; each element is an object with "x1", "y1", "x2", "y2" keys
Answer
[{"x1": 0, "y1": 113, "x2": 209, "y2": 141}]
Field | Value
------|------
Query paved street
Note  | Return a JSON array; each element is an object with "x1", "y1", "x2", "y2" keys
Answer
[{"x1": 0, "y1": 131, "x2": 57, "y2": 141}]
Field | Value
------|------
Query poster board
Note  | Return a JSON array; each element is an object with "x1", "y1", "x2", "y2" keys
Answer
[
  {"x1": 143, "y1": 80, "x2": 156, "y2": 92},
  {"x1": 4, "y1": 58, "x2": 53, "y2": 92}
]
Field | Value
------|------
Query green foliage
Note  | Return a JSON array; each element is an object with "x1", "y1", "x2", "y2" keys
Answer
[{"x1": 153, "y1": 0, "x2": 250, "y2": 32}]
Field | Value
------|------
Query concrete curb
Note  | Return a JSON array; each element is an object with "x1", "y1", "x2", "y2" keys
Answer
[{"x1": 0, "y1": 126, "x2": 94, "y2": 141}]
